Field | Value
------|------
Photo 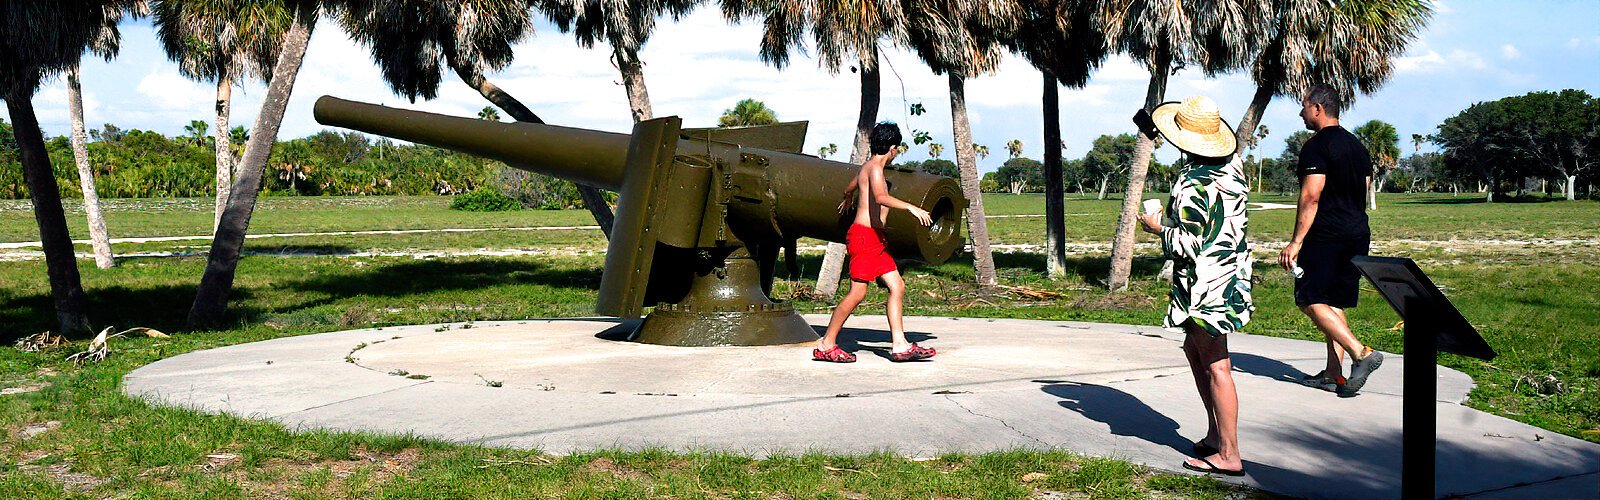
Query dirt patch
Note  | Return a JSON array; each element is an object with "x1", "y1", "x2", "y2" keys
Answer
[
  {"x1": 178, "y1": 446, "x2": 428, "y2": 498},
  {"x1": 583, "y1": 457, "x2": 651, "y2": 482},
  {"x1": 15, "y1": 420, "x2": 61, "y2": 440},
  {"x1": 16, "y1": 463, "x2": 111, "y2": 493}
]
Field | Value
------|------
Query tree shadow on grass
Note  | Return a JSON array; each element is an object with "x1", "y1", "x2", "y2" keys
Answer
[
  {"x1": 1400, "y1": 194, "x2": 1562, "y2": 205},
  {"x1": 918, "y1": 252, "x2": 1166, "y2": 287},
  {"x1": 0, "y1": 259, "x2": 601, "y2": 342},
  {"x1": 0, "y1": 284, "x2": 255, "y2": 343}
]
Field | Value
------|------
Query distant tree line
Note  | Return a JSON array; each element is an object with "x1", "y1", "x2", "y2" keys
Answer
[{"x1": 0, "y1": 120, "x2": 592, "y2": 208}]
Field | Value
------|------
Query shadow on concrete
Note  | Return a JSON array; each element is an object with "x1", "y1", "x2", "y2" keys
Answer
[
  {"x1": 1040, "y1": 381, "x2": 1192, "y2": 455},
  {"x1": 825, "y1": 326, "x2": 937, "y2": 361},
  {"x1": 1244, "y1": 421, "x2": 1600, "y2": 499},
  {"x1": 1230, "y1": 352, "x2": 1312, "y2": 384}
]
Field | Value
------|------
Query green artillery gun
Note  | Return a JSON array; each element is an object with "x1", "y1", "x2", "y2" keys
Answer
[{"x1": 314, "y1": 96, "x2": 966, "y2": 346}]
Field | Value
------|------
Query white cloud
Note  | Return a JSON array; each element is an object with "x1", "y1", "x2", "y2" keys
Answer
[
  {"x1": 1500, "y1": 44, "x2": 1520, "y2": 60},
  {"x1": 136, "y1": 71, "x2": 210, "y2": 111},
  {"x1": 1395, "y1": 49, "x2": 1486, "y2": 73}
]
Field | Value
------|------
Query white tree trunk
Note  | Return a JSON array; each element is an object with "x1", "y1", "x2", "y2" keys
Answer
[
  {"x1": 213, "y1": 72, "x2": 234, "y2": 233},
  {"x1": 67, "y1": 66, "x2": 115, "y2": 269},
  {"x1": 1097, "y1": 176, "x2": 1109, "y2": 200},
  {"x1": 1567, "y1": 175, "x2": 1578, "y2": 200}
]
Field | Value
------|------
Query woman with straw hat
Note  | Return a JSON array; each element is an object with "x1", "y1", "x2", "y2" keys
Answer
[{"x1": 1137, "y1": 95, "x2": 1254, "y2": 477}]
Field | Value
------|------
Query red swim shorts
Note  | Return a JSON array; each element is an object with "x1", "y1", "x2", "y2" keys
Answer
[{"x1": 846, "y1": 224, "x2": 897, "y2": 282}]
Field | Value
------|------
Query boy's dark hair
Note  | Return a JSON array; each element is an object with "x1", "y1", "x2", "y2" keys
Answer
[
  {"x1": 869, "y1": 122, "x2": 902, "y2": 155},
  {"x1": 1304, "y1": 84, "x2": 1343, "y2": 118}
]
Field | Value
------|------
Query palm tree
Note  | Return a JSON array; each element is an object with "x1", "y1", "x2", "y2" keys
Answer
[
  {"x1": 1100, "y1": 0, "x2": 1268, "y2": 292},
  {"x1": 154, "y1": 0, "x2": 291, "y2": 232},
  {"x1": 717, "y1": 98, "x2": 778, "y2": 127},
  {"x1": 1411, "y1": 132, "x2": 1424, "y2": 154},
  {"x1": 478, "y1": 106, "x2": 501, "y2": 121},
  {"x1": 1354, "y1": 119, "x2": 1400, "y2": 209},
  {"x1": 901, "y1": 0, "x2": 1020, "y2": 288},
  {"x1": 817, "y1": 143, "x2": 838, "y2": 159},
  {"x1": 67, "y1": 1, "x2": 142, "y2": 271},
  {"x1": 1, "y1": 0, "x2": 142, "y2": 337},
  {"x1": 335, "y1": 0, "x2": 617, "y2": 238},
  {"x1": 927, "y1": 142, "x2": 944, "y2": 158},
  {"x1": 1231, "y1": 0, "x2": 1431, "y2": 150},
  {"x1": 188, "y1": 0, "x2": 321, "y2": 329},
  {"x1": 1004, "y1": 0, "x2": 1109, "y2": 279},
  {"x1": 973, "y1": 143, "x2": 989, "y2": 161},
  {"x1": 184, "y1": 119, "x2": 210, "y2": 145},
  {"x1": 545, "y1": 0, "x2": 699, "y2": 122},
  {"x1": 721, "y1": 0, "x2": 906, "y2": 297}
]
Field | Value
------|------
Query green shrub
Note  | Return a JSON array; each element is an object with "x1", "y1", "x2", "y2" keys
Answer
[{"x1": 448, "y1": 189, "x2": 522, "y2": 212}]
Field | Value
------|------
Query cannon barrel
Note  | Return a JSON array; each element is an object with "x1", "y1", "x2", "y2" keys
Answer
[{"x1": 313, "y1": 96, "x2": 965, "y2": 263}]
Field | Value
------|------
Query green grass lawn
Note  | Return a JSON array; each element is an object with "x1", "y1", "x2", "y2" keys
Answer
[{"x1": 0, "y1": 192, "x2": 1595, "y2": 498}]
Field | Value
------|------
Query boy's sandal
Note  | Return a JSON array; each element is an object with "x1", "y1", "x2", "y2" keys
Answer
[
  {"x1": 890, "y1": 344, "x2": 936, "y2": 362},
  {"x1": 812, "y1": 346, "x2": 857, "y2": 363}
]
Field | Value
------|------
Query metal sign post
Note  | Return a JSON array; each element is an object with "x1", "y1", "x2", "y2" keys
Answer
[{"x1": 1352, "y1": 256, "x2": 1497, "y2": 500}]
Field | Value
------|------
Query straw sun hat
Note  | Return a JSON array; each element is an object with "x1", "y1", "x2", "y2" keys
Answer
[{"x1": 1151, "y1": 96, "x2": 1237, "y2": 158}]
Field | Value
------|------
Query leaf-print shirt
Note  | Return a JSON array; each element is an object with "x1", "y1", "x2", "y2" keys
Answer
[{"x1": 1161, "y1": 155, "x2": 1254, "y2": 337}]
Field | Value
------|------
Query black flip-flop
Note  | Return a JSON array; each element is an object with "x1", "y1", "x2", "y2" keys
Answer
[{"x1": 1183, "y1": 457, "x2": 1245, "y2": 477}]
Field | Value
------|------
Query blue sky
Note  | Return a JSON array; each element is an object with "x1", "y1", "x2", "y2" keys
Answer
[{"x1": 5, "y1": 0, "x2": 1598, "y2": 172}]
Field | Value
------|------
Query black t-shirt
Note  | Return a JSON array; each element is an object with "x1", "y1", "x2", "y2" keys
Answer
[{"x1": 1298, "y1": 125, "x2": 1372, "y2": 240}]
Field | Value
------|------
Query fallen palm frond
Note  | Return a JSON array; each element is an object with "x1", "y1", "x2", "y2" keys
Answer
[
  {"x1": 65, "y1": 327, "x2": 171, "y2": 365},
  {"x1": 14, "y1": 332, "x2": 68, "y2": 352},
  {"x1": 996, "y1": 284, "x2": 1064, "y2": 300}
]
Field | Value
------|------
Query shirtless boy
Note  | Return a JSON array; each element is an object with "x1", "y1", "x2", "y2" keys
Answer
[{"x1": 812, "y1": 122, "x2": 937, "y2": 363}]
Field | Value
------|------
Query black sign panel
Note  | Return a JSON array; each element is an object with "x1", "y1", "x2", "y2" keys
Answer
[{"x1": 1352, "y1": 256, "x2": 1497, "y2": 361}]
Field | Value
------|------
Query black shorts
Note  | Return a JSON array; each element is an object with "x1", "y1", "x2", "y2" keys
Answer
[{"x1": 1294, "y1": 234, "x2": 1370, "y2": 308}]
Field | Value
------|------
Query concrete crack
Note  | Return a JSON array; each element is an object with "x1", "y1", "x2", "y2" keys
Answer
[
  {"x1": 1451, "y1": 469, "x2": 1600, "y2": 498},
  {"x1": 942, "y1": 394, "x2": 1048, "y2": 447},
  {"x1": 285, "y1": 380, "x2": 432, "y2": 416}
]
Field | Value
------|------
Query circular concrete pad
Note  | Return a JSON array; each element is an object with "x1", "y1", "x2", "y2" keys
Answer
[{"x1": 125, "y1": 316, "x2": 1600, "y2": 499}]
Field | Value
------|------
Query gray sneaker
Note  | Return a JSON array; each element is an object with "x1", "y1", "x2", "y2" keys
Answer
[
  {"x1": 1299, "y1": 371, "x2": 1344, "y2": 393},
  {"x1": 1338, "y1": 350, "x2": 1384, "y2": 397}
]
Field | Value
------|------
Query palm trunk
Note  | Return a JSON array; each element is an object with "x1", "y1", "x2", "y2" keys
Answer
[
  {"x1": 7, "y1": 92, "x2": 92, "y2": 338},
  {"x1": 67, "y1": 66, "x2": 114, "y2": 269},
  {"x1": 948, "y1": 74, "x2": 996, "y2": 287},
  {"x1": 213, "y1": 71, "x2": 234, "y2": 233},
  {"x1": 1107, "y1": 54, "x2": 1169, "y2": 292},
  {"x1": 454, "y1": 64, "x2": 616, "y2": 238},
  {"x1": 816, "y1": 49, "x2": 881, "y2": 297},
  {"x1": 614, "y1": 45, "x2": 652, "y2": 122},
  {"x1": 189, "y1": 3, "x2": 317, "y2": 329},
  {"x1": 1041, "y1": 72, "x2": 1066, "y2": 280},
  {"x1": 1236, "y1": 84, "x2": 1272, "y2": 146}
]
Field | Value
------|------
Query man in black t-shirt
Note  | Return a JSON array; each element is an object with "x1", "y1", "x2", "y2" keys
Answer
[{"x1": 1277, "y1": 84, "x2": 1384, "y2": 397}]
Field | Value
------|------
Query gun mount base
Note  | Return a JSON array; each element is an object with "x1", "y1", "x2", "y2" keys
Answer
[{"x1": 630, "y1": 256, "x2": 818, "y2": 346}]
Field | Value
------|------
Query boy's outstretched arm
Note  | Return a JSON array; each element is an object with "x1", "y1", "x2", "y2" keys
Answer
[
  {"x1": 838, "y1": 175, "x2": 861, "y2": 213},
  {"x1": 870, "y1": 166, "x2": 932, "y2": 226}
]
